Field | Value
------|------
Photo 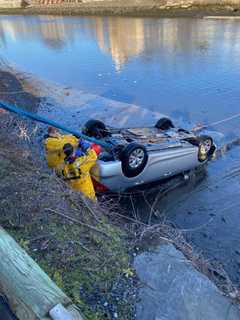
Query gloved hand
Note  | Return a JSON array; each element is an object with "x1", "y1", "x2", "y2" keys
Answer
[
  {"x1": 75, "y1": 148, "x2": 85, "y2": 158},
  {"x1": 78, "y1": 139, "x2": 91, "y2": 153}
]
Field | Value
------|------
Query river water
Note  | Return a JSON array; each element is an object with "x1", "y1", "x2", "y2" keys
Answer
[
  {"x1": 1, "y1": 15, "x2": 240, "y2": 288},
  {"x1": 1, "y1": 15, "x2": 240, "y2": 128}
]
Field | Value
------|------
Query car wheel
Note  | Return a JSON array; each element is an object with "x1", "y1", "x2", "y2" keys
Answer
[
  {"x1": 197, "y1": 135, "x2": 214, "y2": 162},
  {"x1": 120, "y1": 143, "x2": 148, "y2": 178},
  {"x1": 155, "y1": 117, "x2": 174, "y2": 130},
  {"x1": 82, "y1": 119, "x2": 110, "y2": 138},
  {"x1": 184, "y1": 135, "x2": 214, "y2": 161}
]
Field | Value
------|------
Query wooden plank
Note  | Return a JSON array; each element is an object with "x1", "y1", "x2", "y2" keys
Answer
[{"x1": 0, "y1": 227, "x2": 73, "y2": 320}]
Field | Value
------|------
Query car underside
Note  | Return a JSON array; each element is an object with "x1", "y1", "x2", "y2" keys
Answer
[{"x1": 82, "y1": 118, "x2": 216, "y2": 192}]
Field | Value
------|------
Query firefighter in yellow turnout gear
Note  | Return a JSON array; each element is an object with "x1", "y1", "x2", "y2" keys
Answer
[
  {"x1": 44, "y1": 127, "x2": 78, "y2": 172},
  {"x1": 44, "y1": 127, "x2": 101, "y2": 201},
  {"x1": 62, "y1": 142, "x2": 98, "y2": 201}
]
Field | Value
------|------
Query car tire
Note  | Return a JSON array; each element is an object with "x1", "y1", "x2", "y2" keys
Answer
[
  {"x1": 185, "y1": 135, "x2": 214, "y2": 162},
  {"x1": 120, "y1": 143, "x2": 148, "y2": 178},
  {"x1": 198, "y1": 135, "x2": 214, "y2": 162},
  {"x1": 82, "y1": 119, "x2": 110, "y2": 138},
  {"x1": 155, "y1": 118, "x2": 174, "y2": 130}
]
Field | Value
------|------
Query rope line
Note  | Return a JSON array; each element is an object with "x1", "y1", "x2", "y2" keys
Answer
[
  {"x1": 208, "y1": 112, "x2": 240, "y2": 127},
  {"x1": 192, "y1": 112, "x2": 240, "y2": 132}
]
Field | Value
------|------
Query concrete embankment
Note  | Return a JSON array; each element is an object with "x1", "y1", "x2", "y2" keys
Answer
[
  {"x1": 1, "y1": 0, "x2": 240, "y2": 17},
  {"x1": 134, "y1": 244, "x2": 240, "y2": 320},
  {"x1": 0, "y1": 0, "x2": 26, "y2": 8}
]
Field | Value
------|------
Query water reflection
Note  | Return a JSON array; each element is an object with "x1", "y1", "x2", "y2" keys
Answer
[
  {"x1": 95, "y1": 17, "x2": 145, "y2": 71},
  {"x1": 0, "y1": 16, "x2": 73, "y2": 49},
  {"x1": 1, "y1": 16, "x2": 240, "y2": 70},
  {"x1": 1, "y1": 15, "x2": 240, "y2": 128}
]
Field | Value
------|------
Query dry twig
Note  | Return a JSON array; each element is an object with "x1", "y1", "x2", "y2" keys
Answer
[{"x1": 45, "y1": 208, "x2": 110, "y2": 238}]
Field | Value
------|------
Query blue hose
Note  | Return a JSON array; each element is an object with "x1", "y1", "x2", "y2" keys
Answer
[{"x1": 0, "y1": 101, "x2": 112, "y2": 149}]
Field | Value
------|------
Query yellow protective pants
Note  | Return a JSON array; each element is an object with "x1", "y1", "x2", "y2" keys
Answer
[{"x1": 63, "y1": 149, "x2": 97, "y2": 201}]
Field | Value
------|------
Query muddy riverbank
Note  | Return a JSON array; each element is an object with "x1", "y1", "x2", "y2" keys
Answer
[{"x1": 1, "y1": 1, "x2": 240, "y2": 17}]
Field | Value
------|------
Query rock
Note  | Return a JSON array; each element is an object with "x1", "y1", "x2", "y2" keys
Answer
[{"x1": 134, "y1": 244, "x2": 240, "y2": 320}]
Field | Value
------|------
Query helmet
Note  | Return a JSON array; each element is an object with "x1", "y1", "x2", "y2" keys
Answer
[
  {"x1": 47, "y1": 126, "x2": 60, "y2": 138},
  {"x1": 63, "y1": 143, "x2": 74, "y2": 157},
  {"x1": 91, "y1": 143, "x2": 102, "y2": 156}
]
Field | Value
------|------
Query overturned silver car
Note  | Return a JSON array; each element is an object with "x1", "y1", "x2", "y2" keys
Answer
[{"x1": 82, "y1": 118, "x2": 216, "y2": 192}]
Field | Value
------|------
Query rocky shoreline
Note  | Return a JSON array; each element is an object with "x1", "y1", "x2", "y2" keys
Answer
[{"x1": 1, "y1": 1, "x2": 240, "y2": 17}]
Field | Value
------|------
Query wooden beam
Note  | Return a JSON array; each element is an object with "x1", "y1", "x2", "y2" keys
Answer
[{"x1": 0, "y1": 227, "x2": 84, "y2": 320}]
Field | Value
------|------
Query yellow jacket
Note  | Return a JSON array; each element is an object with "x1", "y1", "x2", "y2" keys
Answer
[{"x1": 44, "y1": 134, "x2": 78, "y2": 169}]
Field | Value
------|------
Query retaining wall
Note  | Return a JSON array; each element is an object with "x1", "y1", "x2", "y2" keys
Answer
[{"x1": 0, "y1": 0, "x2": 24, "y2": 7}]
